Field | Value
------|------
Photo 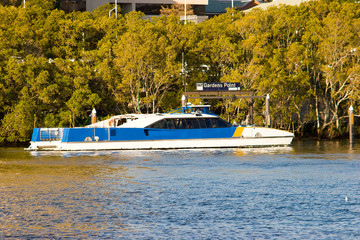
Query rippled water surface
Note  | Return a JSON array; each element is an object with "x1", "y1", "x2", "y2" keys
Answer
[{"x1": 1, "y1": 140, "x2": 359, "y2": 239}]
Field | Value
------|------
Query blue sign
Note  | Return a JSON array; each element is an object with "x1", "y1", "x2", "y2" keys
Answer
[{"x1": 196, "y1": 82, "x2": 241, "y2": 91}]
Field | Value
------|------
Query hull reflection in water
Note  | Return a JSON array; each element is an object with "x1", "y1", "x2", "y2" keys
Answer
[{"x1": 28, "y1": 146, "x2": 295, "y2": 158}]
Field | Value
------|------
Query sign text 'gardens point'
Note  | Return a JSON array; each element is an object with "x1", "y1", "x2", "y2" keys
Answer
[{"x1": 196, "y1": 82, "x2": 241, "y2": 91}]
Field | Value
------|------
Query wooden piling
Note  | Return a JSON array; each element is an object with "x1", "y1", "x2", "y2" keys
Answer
[
  {"x1": 249, "y1": 98, "x2": 253, "y2": 125},
  {"x1": 181, "y1": 95, "x2": 187, "y2": 107},
  {"x1": 349, "y1": 105, "x2": 354, "y2": 145},
  {"x1": 91, "y1": 108, "x2": 97, "y2": 124},
  {"x1": 265, "y1": 94, "x2": 271, "y2": 127}
]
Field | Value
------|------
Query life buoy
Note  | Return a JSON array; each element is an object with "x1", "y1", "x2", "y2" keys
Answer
[{"x1": 109, "y1": 118, "x2": 115, "y2": 127}]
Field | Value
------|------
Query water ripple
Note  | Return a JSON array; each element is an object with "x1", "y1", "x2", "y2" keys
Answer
[{"x1": 0, "y1": 140, "x2": 359, "y2": 239}]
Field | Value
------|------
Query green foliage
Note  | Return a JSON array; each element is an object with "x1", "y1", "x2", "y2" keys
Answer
[{"x1": 1, "y1": 0, "x2": 360, "y2": 143}]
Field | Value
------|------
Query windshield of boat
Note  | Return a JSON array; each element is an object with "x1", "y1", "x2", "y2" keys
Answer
[{"x1": 146, "y1": 117, "x2": 231, "y2": 129}]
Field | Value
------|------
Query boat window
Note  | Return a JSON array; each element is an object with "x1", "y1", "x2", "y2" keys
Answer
[
  {"x1": 194, "y1": 119, "x2": 201, "y2": 128},
  {"x1": 173, "y1": 119, "x2": 181, "y2": 128},
  {"x1": 198, "y1": 118, "x2": 208, "y2": 128},
  {"x1": 177, "y1": 119, "x2": 188, "y2": 129},
  {"x1": 216, "y1": 118, "x2": 231, "y2": 127},
  {"x1": 110, "y1": 129, "x2": 116, "y2": 136},
  {"x1": 170, "y1": 119, "x2": 187, "y2": 129},
  {"x1": 193, "y1": 107, "x2": 203, "y2": 114},
  {"x1": 186, "y1": 119, "x2": 200, "y2": 129},
  {"x1": 209, "y1": 118, "x2": 218, "y2": 128},
  {"x1": 149, "y1": 120, "x2": 167, "y2": 129},
  {"x1": 166, "y1": 119, "x2": 175, "y2": 129},
  {"x1": 185, "y1": 119, "x2": 192, "y2": 128},
  {"x1": 117, "y1": 118, "x2": 127, "y2": 126},
  {"x1": 147, "y1": 117, "x2": 230, "y2": 129},
  {"x1": 207, "y1": 118, "x2": 231, "y2": 128},
  {"x1": 159, "y1": 120, "x2": 167, "y2": 129},
  {"x1": 204, "y1": 118, "x2": 212, "y2": 128}
]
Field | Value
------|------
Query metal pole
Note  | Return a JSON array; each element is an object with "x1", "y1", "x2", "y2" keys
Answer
[
  {"x1": 109, "y1": 0, "x2": 117, "y2": 18},
  {"x1": 349, "y1": 105, "x2": 355, "y2": 145},
  {"x1": 23, "y1": 0, "x2": 25, "y2": 8},
  {"x1": 266, "y1": 94, "x2": 271, "y2": 127},
  {"x1": 115, "y1": 0, "x2": 117, "y2": 19},
  {"x1": 184, "y1": 0, "x2": 187, "y2": 24},
  {"x1": 182, "y1": 51, "x2": 185, "y2": 88},
  {"x1": 231, "y1": 0, "x2": 235, "y2": 19}
]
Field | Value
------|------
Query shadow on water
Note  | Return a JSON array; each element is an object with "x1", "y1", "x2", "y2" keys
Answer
[
  {"x1": 291, "y1": 139, "x2": 360, "y2": 154},
  {"x1": 0, "y1": 148, "x2": 132, "y2": 239}
]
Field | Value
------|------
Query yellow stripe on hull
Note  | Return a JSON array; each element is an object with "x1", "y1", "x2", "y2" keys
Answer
[{"x1": 232, "y1": 127, "x2": 244, "y2": 137}]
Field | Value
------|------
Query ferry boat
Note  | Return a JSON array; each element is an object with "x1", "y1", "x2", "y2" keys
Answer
[{"x1": 27, "y1": 104, "x2": 294, "y2": 151}]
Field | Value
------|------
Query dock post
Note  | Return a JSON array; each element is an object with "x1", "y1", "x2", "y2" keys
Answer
[
  {"x1": 266, "y1": 94, "x2": 271, "y2": 127},
  {"x1": 249, "y1": 98, "x2": 253, "y2": 125},
  {"x1": 349, "y1": 105, "x2": 355, "y2": 146},
  {"x1": 182, "y1": 95, "x2": 187, "y2": 107},
  {"x1": 91, "y1": 108, "x2": 97, "y2": 124}
]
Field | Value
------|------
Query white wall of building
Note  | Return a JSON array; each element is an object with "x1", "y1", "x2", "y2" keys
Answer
[{"x1": 87, "y1": 0, "x2": 109, "y2": 12}]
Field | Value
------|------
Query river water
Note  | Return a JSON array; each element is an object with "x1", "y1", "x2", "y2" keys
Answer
[{"x1": 0, "y1": 140, "x2": 359, "y2": 239}]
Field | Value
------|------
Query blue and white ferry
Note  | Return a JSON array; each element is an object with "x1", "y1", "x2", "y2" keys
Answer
[{"x1": 27, "y1": 104, "x2": 294, "y2": 151}]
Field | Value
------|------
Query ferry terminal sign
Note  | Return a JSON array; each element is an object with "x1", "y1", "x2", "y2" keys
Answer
[{"x1": 196, "y1": 82, "x2": 241, "y2": 91}]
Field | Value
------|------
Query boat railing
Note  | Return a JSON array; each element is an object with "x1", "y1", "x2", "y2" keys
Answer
[
  {"x1": 167, "y1": 105, "x2": 216, "y2": 115},
  {"x1": 40, "y1": 128, "x2": 63, "y2": 141}
]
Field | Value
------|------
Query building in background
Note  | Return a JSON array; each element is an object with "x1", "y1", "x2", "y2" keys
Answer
[
  {"x1": 59, "y1": 0, "x2": 313, "y2": 17},
  {"x1": 86, "y1": 0, "x2": 208, "y2": 15},
  {"x1": 60, "y1": 0, "x2": 86, "y2": 12},
  {"x1": 241, "y1": 0, "x2": 312, "y2": 12},
  {"x1": 85, "y1": 1, "x2": 252, "y2": 17},
  {"x1": 206, "y1": 0, "x2": 249, "y2": 17}
]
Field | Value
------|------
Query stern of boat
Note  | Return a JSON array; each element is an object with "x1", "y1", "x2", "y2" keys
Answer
[{"x1": 26, "y1": 128, "x2": 63, "y2": 151}]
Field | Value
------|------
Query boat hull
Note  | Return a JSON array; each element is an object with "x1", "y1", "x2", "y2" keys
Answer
[
  {"x1": 28, "y1": 137, "x2": 292, "y2": 151},
  {"x1": 27, "y1": 126, "x2": 294, "y2": 151}
]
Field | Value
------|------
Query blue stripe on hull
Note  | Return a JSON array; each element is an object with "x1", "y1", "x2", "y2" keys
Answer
[
  {"x1": 60, "y1": 127, "x2": 237, "y2": 142},
  {"x1": 31, "y1": 128, "x2": 41, "y2": 141}
]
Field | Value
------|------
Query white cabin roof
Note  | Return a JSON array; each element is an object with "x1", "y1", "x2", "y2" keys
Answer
[{"x1": 86, "y1": 112, "x2": 218, "y2": 129}]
